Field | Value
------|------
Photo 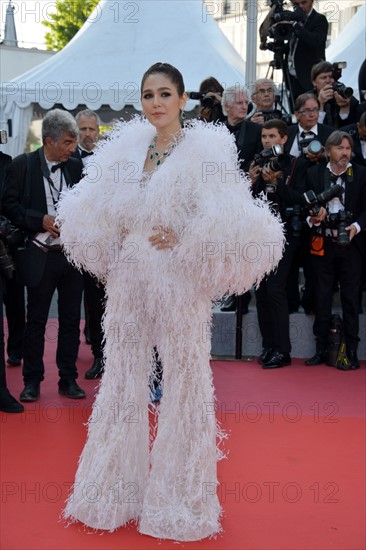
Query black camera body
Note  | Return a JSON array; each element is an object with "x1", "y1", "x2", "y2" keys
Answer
[
  {"x1": 0, "y1": 215, "x2": 23, "y2": 279},
  {"x1": 284, "y1": 204, "x2": 303, "y2": 237},
  {"x1": 268, "y1": 0, "x2": 306, "y2": 43},
  {"x1": 331, "y1": 62, "x2": 354, "y2": 99},
  {"x1": 259, "y1": 108, "x2": 292, "y2": 125},
  {"x1": 328, "y1": 210, "x2": 352, "y2": 247},
  {"x1": 189, "y1": 91, "x2": 218, "y2": 109},
  {"x1": 253, "y1": 144, "x2": 291, "y2": 173},
  {"x1": 332, "y1": 81, "x2": 353, "y2": 100},
  {"x1": 302, "y1": 184, "x2": 344, "y2": 217}
]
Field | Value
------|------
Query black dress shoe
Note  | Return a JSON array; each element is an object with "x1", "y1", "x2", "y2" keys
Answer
[
  {"x1": 258, "y1": 348, "x2": 273, "y2": 365},
  {"x1": 85, "y1": 358, "x2": 104, "y2": 379},
  {"x1": 220, "y1": 295, "x2": 236, "y2": 312},
  {"x1": 7, "y1": 355, "x2": 22, "y2": 367},
  {"x1": 263, "y1": 351, "x2": 291, "y2": 369},
  {"x1": 20, "y1": 382, "x2": 40, "y2": 402},
  {"x1": 0, "y1": 387, "x2": 24, "y2": 413},
  {"x1": 305, "y1": 351, "x2": 327, "y2": 366},
  {"x1": 337, "y1": 351, "x2": 360, "y2": 371},
  {"x1": 58, "y1": 379, "x2": 86, "y2": 399}
]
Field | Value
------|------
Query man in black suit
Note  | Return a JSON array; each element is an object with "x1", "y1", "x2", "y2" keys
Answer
[
  {"x1": 286, "y1": 0, "x2": 328, "y2": 102},
  {"x1": 285, "y1": 93, "x2": 334, "y2": 157},
  {"x1": 74, "y1": 109, "x2": 105, "y2": 379},
  {"x1": 310, "y1": 61, "x2": 359, "y2": 129},
  {"x1": 342, "y1": 111, "x2": 366, "y2": 167},
  {"x1": 220, "y1": 85, "x2": 262, "y2": 312},
  {"x1": 304, "y1": 131, "x2": 366, "y2": 369},
  {"x1": 2, "y1": 109, "x2": 86, "y2": 401},
  {"x1": 248, "y1": 119, "x2": 306, "y2": 368},
  {"x1": 222, "y1": 85, "x2": 262, "y2": 172},
  {"x1": 0, "y1": 148, "x2": 26, "y2": 368},
  {"x1": 284, "y1": 93, "x2": 334, "y2": 315}
]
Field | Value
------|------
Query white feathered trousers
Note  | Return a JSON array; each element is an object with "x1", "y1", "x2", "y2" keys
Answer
[{"x1": 64, "y1": 266, "x2": 221, "y2": 541}]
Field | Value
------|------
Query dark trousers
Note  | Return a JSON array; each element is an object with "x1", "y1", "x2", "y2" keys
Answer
[
  {"x1": 0, "y1": 275, "x2": 7, "y2": 388},
  {"x1": 311, "y1": 239, "x2": 362, "y2": 352},
  {"x1": 83, "y1": 273, "x2": 105, "y2": 358},
  {"x1": 23, "y1": 252, "x2": 83, "y2": 384},
  {"x1": 3, "y1": 275, "x2": 25, "y2": 359},
  {"x1": 255, "y1": 235, "x2": 300, "y2": 354}
]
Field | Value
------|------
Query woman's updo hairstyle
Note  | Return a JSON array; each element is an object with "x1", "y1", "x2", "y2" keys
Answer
[{"x1": 141, "y1": 63, "x2": 185, "y2": 97}]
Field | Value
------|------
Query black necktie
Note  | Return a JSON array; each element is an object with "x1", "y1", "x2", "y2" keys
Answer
[
  {"x1": 51, "y1": 162, "x2": 64, "y2": 173},
  {"x1": 300, "y1": 131, "x2": 315, "y2": 139},
  {"x1": 81, "y1": 150, "x2": 94, "y2": 158}
]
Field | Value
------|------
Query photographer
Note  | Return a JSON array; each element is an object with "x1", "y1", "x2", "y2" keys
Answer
[
  {"x1": 222, "y1": 85, "x2": 262, "y2": 171},
  {"x1": 260, "y1": 0, "x2": 328, "y2": 102},
  {"x1": 0, "y1": 202, "x2": 23, "y2": 412},
  {"x1": 285, "y1": 93, "x2": 334, "y2": 157},
  {"x1": 249, "y1": 119, "x2": 306, "y2": 369},
  {"x1": 247, "y1": 78, "x2": 291, "y2": 126},
  {"x1": 304, "y1": 131, "x2": 366, "y2": 369},
  {"x1": 2, "y1": 109, "x2": 85, "y2": 402},
  {"x1": 220, "y1": 85, "x2": 262, "y2": 312},
  {"x1": 195, "y1": 77, "x2": 226, "y2": 123},
  {"x1": 310, "y1": 61, "x2": 359, "y2": 128}
]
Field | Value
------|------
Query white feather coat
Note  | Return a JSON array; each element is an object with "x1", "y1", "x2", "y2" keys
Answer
[{"x1": 57, "y1": 117, "x2": 285, "y2": 541}]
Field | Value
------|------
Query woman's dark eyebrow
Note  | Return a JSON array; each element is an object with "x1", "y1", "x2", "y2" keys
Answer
[{"x1": 142, "y1": 87, "x2": 173, "y2": 93}]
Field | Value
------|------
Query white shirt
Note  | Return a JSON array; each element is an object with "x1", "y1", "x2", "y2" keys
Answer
[
  {"x1": 289, "y1": 123, "x2": 318, "y2": 157},
  {"x1": 43, "y1": 158, "x2": 64, "y2": 216}
]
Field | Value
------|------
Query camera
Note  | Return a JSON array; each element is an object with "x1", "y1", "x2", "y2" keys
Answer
[
  {"x1": 267, "y1": 0, "x2": 306, "y2": 43},
  {"x1": 301, "y1": 184, "x2": 344, "y2": 217},
  {"x1": 0, "y1": 215, "x2": 23, "y2": 279},
  {"x1": 259, "y1": 108, "x2": 292, "y2": 125},
  {"x1": 253, "y1": 143, "x2": 291, "y2": 173},
  {"x1": 331, "y1": 62, "x2": 354, "y2": 99},
  {"x1": 332, "y1": 81, "x2": 353, "y2": 100},
  {"x1": 284, "y1": 204, "x2": 303, "y2": 237},
  {"x1": 188, "y1": 91, "x2": 218, "y2": 109},
  {"x1": 299, "y1": 138, "x2": 323, "y2": 157},
  {"x1": 328, "y1": 210, "x2": 352, "y2": 247}
]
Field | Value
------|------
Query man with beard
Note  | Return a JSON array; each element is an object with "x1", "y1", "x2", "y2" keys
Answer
[{"x1": 304, "y1": 131, "x2": 366, "y2": 369}]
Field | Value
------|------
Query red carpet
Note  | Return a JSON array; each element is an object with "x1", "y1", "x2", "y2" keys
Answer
[{"x1": 1, "y1": 321, "x2": 365, "y2": 550}]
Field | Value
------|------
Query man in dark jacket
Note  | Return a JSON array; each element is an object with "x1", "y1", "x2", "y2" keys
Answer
[
  {"x1": 304, "y1": 131, "x2": 366, "y2": 369},
  {"x1": 2, "y1": 109, "x2": 85, "y2": 402},
  {"x1": 287, "y1": 0, "x2": 328, "y2": 100}
]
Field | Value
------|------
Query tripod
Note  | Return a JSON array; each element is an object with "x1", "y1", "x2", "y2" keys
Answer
[{"x1": 265, "y1": 41, "x2": 296, "y2": 114}]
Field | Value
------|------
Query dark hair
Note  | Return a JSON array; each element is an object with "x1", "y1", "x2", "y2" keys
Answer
[
  {"x1": 359, "y1": 111, "x2": 366, "y2": 127},
  {"x1": 294, "y1": 93, "x2": 319, "y2": 112},
  {"x1": 263, "y1": 119, "x2": 288, "y2": 137},
  {"x1": 325, "y1": 130, "x2": 354, "y2": 152},
  {"x1": 311, "y1": 61, "x2": 333, "y2": 82},
  {"x1": 141, "y1": 63, "x2": 185, "y2": 97},
  {"x1": 199, "y1": 77, "x2": 224, "y2": 95}
]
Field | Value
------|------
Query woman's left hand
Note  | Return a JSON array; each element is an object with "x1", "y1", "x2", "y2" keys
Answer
[{"x1": 149, "y1": 225, "x2": 179, "y2": 250}]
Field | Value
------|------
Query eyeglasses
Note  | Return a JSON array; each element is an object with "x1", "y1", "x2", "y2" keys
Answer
[{"x1": 297, "y1": 108, "x2": 320, "y2": 115}]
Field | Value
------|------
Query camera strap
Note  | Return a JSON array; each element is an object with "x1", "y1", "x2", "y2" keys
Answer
[
  {"x1": 324, "y1": 169, "x2": 345, "y2": 207},
  {"x1": 39, "y1": 147, "x2": 64, "y2": 208}
]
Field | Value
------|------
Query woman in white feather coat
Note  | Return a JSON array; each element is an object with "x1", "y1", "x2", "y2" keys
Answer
[{"x1": 57, "y1": 63, "x2": 285, "y2": 541}]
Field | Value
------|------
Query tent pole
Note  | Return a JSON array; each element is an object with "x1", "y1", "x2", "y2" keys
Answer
[{"x1": 245, "y1": 1, "x2": 258, "y2": 87}]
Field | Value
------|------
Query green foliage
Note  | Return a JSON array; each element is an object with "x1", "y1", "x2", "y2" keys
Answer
[{"x1": 42, "y1": 0, "x2": 100, "y2": 51}]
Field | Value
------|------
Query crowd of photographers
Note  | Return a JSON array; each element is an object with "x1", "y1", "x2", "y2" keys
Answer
[{"x1": 194, "y1": 48, "x2": 366, "y2": 372}]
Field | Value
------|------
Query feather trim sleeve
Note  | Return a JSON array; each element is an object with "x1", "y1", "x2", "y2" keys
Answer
[
  {"x1": 57, "y1": 118, "x2": 153, "y2": 279},
  {"x1": 172, "y1": 122, "x2": 285, "y2": 299}
]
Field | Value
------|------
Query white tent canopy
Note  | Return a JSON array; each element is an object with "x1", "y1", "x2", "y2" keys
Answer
[
  {"x1": 0, "y1": 0, "x2": 246, "y2": 156},
  {"x1": 326, "y1": 3, "x2": 366, "y2": 98}
]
